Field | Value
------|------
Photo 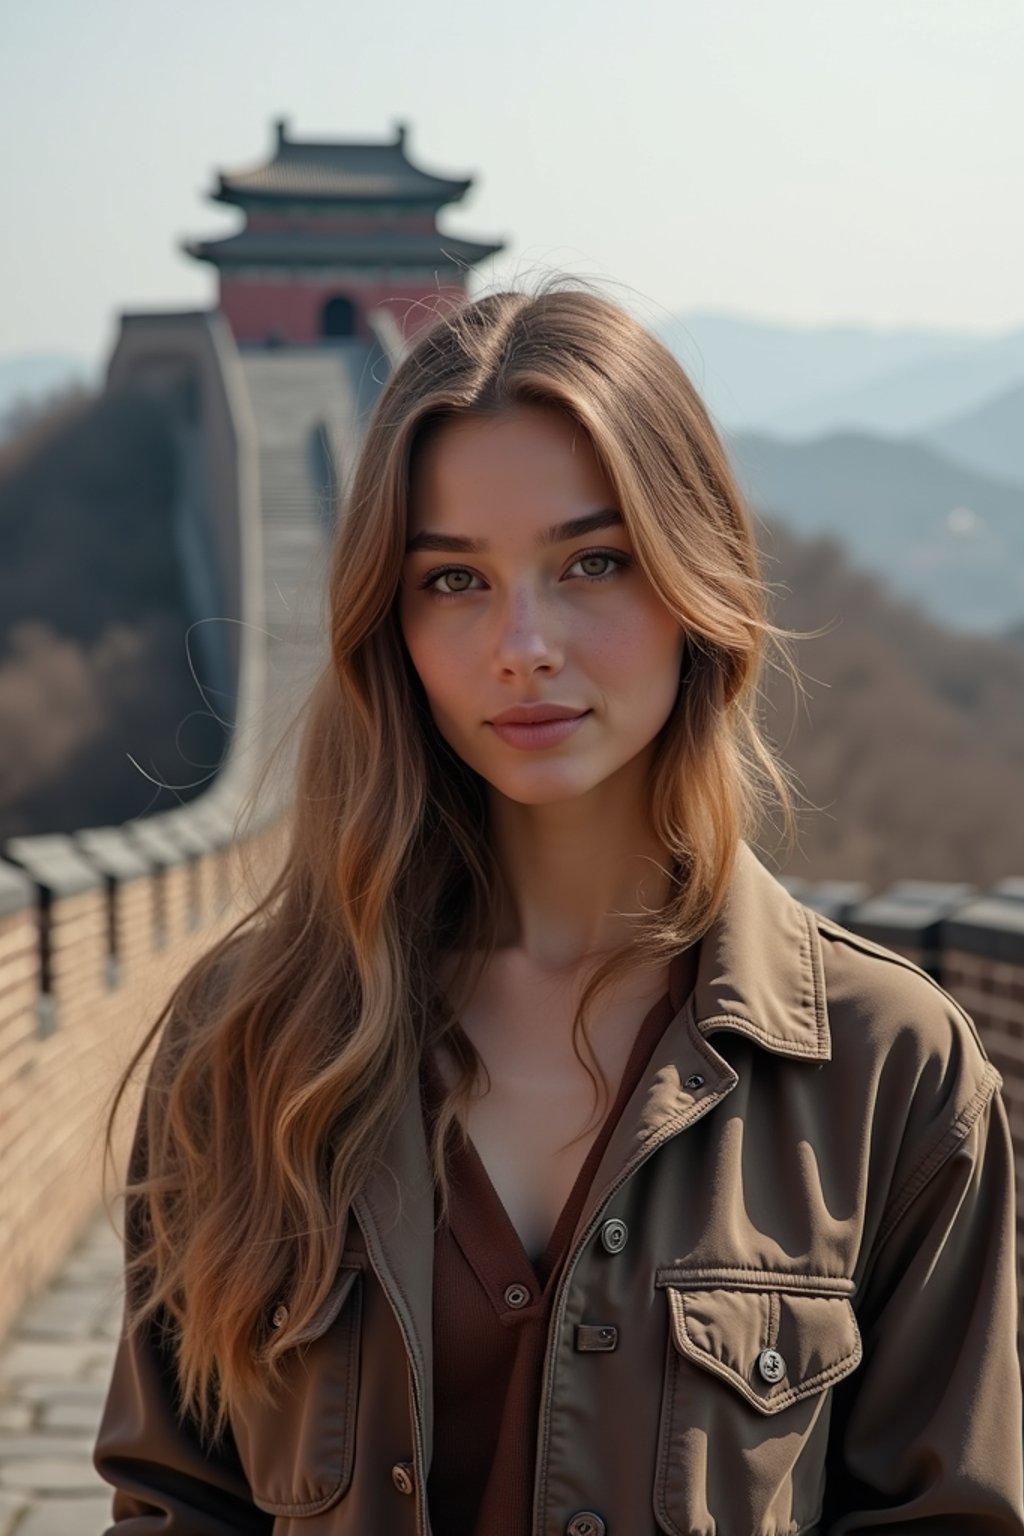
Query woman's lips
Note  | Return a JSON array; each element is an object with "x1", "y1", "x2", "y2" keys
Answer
[{"x1": 488, "y1": 712, "x2": 591, "y2": 750}]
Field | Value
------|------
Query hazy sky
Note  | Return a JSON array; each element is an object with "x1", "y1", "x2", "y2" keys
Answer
[{"x1": 4, "y1": 0, "x2": 1022, "y2": 369}]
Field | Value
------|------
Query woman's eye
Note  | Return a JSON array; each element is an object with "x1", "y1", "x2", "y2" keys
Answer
[
  {"x1": 426, "y1": 567, "x2": 480, "y2": 595},
  {"x1": 564, "y1": 549, "x2": 629, "y2": 577}
]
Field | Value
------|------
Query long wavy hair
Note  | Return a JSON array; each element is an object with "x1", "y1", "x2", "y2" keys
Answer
[{"x1": 106, "y1": 282, "x2": 800, "y2": 1436}]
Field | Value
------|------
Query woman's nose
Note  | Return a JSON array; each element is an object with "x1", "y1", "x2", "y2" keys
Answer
[{"x1": 491, "y1": 585, "x2": 564, "y2": 677}]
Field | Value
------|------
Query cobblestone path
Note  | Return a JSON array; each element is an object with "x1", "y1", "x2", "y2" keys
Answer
[{"x1": 0, "y1": 1209, "x2": 122, "y2": 1535}]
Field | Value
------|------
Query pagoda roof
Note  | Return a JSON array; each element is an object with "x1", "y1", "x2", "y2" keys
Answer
[
  {"x1": 212, "y1": 120, "x2": 474, "y2": 207},
  {"x1": 183, "y1": 227, "x2": 504, "y2": 271}
]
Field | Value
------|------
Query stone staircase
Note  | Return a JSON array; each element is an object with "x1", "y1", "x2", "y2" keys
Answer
[{"x1": 238, "y1": 343, "x2": 384, "y2": 755}]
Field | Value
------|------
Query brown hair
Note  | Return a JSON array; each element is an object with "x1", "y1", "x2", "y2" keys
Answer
[{"x1": 106, "y1": 282, "x2": 799, "y2": 1436}]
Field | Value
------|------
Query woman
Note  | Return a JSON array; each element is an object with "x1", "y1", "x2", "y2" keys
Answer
[{"x1": 94, "y1": 286, "x2": 1024, "y2": 1534}]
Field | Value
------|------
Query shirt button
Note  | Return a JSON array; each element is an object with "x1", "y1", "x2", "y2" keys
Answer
[
  {"x1": 566, "y1": 1513, "x2": 607, "y2": 1536},
  {"x1": 757, "y1": 1347, "x2": 786, "y2": 1384},
  {"x1": 504, "y1": 1283, "x2": 531, "y2": 1309},
  {"x1": 271, "y1": 1303, "x2": 289, "y2": 1329},
  {"x1": 391, "y1": 1461, "x2": 415, "y2": 1495},
  {"x1": 600, "y1": 1218, "x2": 628, "y2": 1254}
]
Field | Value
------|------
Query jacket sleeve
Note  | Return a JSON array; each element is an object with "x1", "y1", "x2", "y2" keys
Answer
[
  {"x1": 823, "y1": 1075, "x2": 1024, "y2": 1533},
  {"x1": 93, "y1": 1305, "x2": 273, "y2": 1535}
]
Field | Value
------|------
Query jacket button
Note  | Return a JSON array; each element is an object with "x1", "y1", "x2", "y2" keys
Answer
[
  {"x1": 391, "y1": 1461, "x2": 415, "y2": 1495},
  {"x1": 504, "y1": 1283, "x2": 531, "y2": 1309},
  {"x1": 566, "y1": 1514, "x2": 607, "y2": 1536},
  {"x1": 600, "y1": 1218, "x2": 628, "y2": 1254},
  {"x1": 271, "y1": 1303, "x2": 289, "y2": 1329},
  {"x1": 757, "y1": 1347, "x2": 786, "y2": 1384}
]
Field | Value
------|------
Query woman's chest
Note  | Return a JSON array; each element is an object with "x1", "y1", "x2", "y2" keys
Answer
[
  {"x1": 436, "y1": 956, "x2": 676, "y2": 1262},
  {"x1": 457, "y1": 1075, "x2": 608, "y2": 1264}
]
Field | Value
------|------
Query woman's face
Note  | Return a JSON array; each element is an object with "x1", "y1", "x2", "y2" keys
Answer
[{"x1": 399, "y1": 404, "x2": 686, "y2": 807}]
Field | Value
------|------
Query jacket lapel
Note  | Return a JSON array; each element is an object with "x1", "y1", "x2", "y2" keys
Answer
[{"x1": 575, "y1": 841, "x2": 831, "y2": 1233}]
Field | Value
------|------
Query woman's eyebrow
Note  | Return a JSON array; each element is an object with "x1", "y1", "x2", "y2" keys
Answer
[{"x1": 405, "y1": 508, "x2": 623, "y2": 554}]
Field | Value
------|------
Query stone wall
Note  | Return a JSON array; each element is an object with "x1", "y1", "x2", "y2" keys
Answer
[{"x1": 0, "y1": 800, "x2": 285, "y2": 1343}]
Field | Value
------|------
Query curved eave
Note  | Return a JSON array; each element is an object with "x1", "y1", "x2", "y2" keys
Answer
[
  {"x1": 210, "y1": 176, "x2": 472, "y2": 209},
  {"x1": 182, "y1": 232, "x2": 505, "y2": 269}
]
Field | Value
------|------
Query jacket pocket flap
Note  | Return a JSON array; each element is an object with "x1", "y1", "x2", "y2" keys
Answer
[
  {"x1": 665, "y1": 1285, "x2": 862, "y2": 1415},
  {"x1": 289, "y1": 1265, "x2": 362, "y2": 1348},
  {"x1": 236, "y1": 1266, "x2": 363, "y2": 1516}
]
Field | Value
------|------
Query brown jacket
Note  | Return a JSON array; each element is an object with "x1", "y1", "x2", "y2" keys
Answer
[{"x1": 94, "y1": 842, "x2": 1024, "y2": 1534}]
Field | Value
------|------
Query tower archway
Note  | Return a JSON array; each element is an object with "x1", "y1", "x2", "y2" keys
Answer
[{"x1": 321, "y1": 294, "x2": 357, "y2": 339}]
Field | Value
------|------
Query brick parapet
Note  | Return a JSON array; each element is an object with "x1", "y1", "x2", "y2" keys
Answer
[
  {"x1": 0, "y1": 808, "x2": 282, "y2": 1344},
  {"x1": 941, "y1": 936, "x2": 1024, "y2": 1318}
]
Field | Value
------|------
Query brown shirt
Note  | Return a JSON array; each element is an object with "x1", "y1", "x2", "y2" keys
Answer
[{"x1": 423, "y1": 946, "x2": 699, "y2": 1536}]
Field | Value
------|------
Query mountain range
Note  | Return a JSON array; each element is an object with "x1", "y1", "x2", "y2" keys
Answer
[
  {"x1": 729, "y1": 430, "x2": 1024, "y2": 633},
  {"x1": 660, "y1": 311, "x2": 1023, "y2": 635},
  {"x1": 661, "y1": 311, "x2": 1024, "y2": 443}
]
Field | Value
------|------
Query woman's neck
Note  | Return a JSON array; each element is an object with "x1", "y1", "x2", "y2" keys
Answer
[{"x1": 486, "y1": 748, "x2": 674, "y2": 971}]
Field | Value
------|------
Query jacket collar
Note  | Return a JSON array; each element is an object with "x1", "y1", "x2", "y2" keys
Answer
[{"x1": 687, "y1": 839, "x2": 830, "y2": 1062}]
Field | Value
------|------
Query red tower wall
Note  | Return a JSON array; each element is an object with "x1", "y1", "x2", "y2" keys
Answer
[{"x1": 218, "y1": 274, "x2": 469, "y2": 346}]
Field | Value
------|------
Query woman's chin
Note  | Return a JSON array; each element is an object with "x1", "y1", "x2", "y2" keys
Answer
[{"x1": 481, "y1": 763, "x2": 607, "y2": 808}]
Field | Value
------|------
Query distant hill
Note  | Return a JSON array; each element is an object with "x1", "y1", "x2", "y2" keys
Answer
[
  {"x1": 728, "y1": 429, "x2": 1024, "y2": 634},
  {"x1": 765, "y1": 333, "x2": 1024, "y2": 440},
  {"x1": 0, "y1": 390, "x2": 228, "y2": 840},
  {"x1": 659, "y1": 311, "x2": 1024, "y2": 440},
  {"x1": 0, "y1": 353, "x2": 97, "y2": 436},
  {"x1": 761, "y1": 520, "x2": 1024, "y2": 888},
  {"x1": 918, "y1": 380, "x2": 1024, "y2": 488}
]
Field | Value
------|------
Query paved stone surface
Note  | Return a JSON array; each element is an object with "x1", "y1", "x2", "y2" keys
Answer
[
  {"x1": 0, "y1": 1209, "x2": 122, "y2": 1530},
  {"x1": 14, "y1": 1498, "x2": 110, "y2": 1536},
  {"x1": 0, "y1": 1492, "x2": 29, "y2": 1536}
]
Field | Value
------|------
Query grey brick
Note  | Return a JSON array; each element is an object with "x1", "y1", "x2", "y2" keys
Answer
[
  {"x1": 0, "y1": 1455, "x2": 103, "y2": 1493},
  {"x1": 0, "y1": 1342, "x2": 115, "y2": 1385},
  {"x1": 0, "y1": 1402, "x2": 33, "y2": 1432},
  {"x1": 11, "y1": 1494, "x2": 110, "y2": 1535},
  {"x1": 0, "y1": 1435, "x2": 93, "y2": 1460},
  {"x1": 0, "y1": 1490, "x2": 29, "y2": 1536},
  {"x1": 16, "y1": 1385, "x2": 107, "y2": 1409},
  {"x1": 38, "y1": 1401, "x2": 103, "y2": 1434}
]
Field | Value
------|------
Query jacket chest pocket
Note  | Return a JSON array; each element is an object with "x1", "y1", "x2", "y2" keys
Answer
[
  {"x1": 231, "y1": 1265, "x2": 363, "y2": 1519},
  {"x1": 654, "y1": 1275, "x2": 861, "y2": 1536}
]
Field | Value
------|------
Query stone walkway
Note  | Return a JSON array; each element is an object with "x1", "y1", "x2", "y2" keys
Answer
[{"x1": 0, "y1": 1209, "x2": 122, "y2": 1535}]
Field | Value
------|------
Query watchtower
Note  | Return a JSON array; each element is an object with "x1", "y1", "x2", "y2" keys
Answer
[{"x1": 184, "y1": 118, "x2": 504, "y2": 346}]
